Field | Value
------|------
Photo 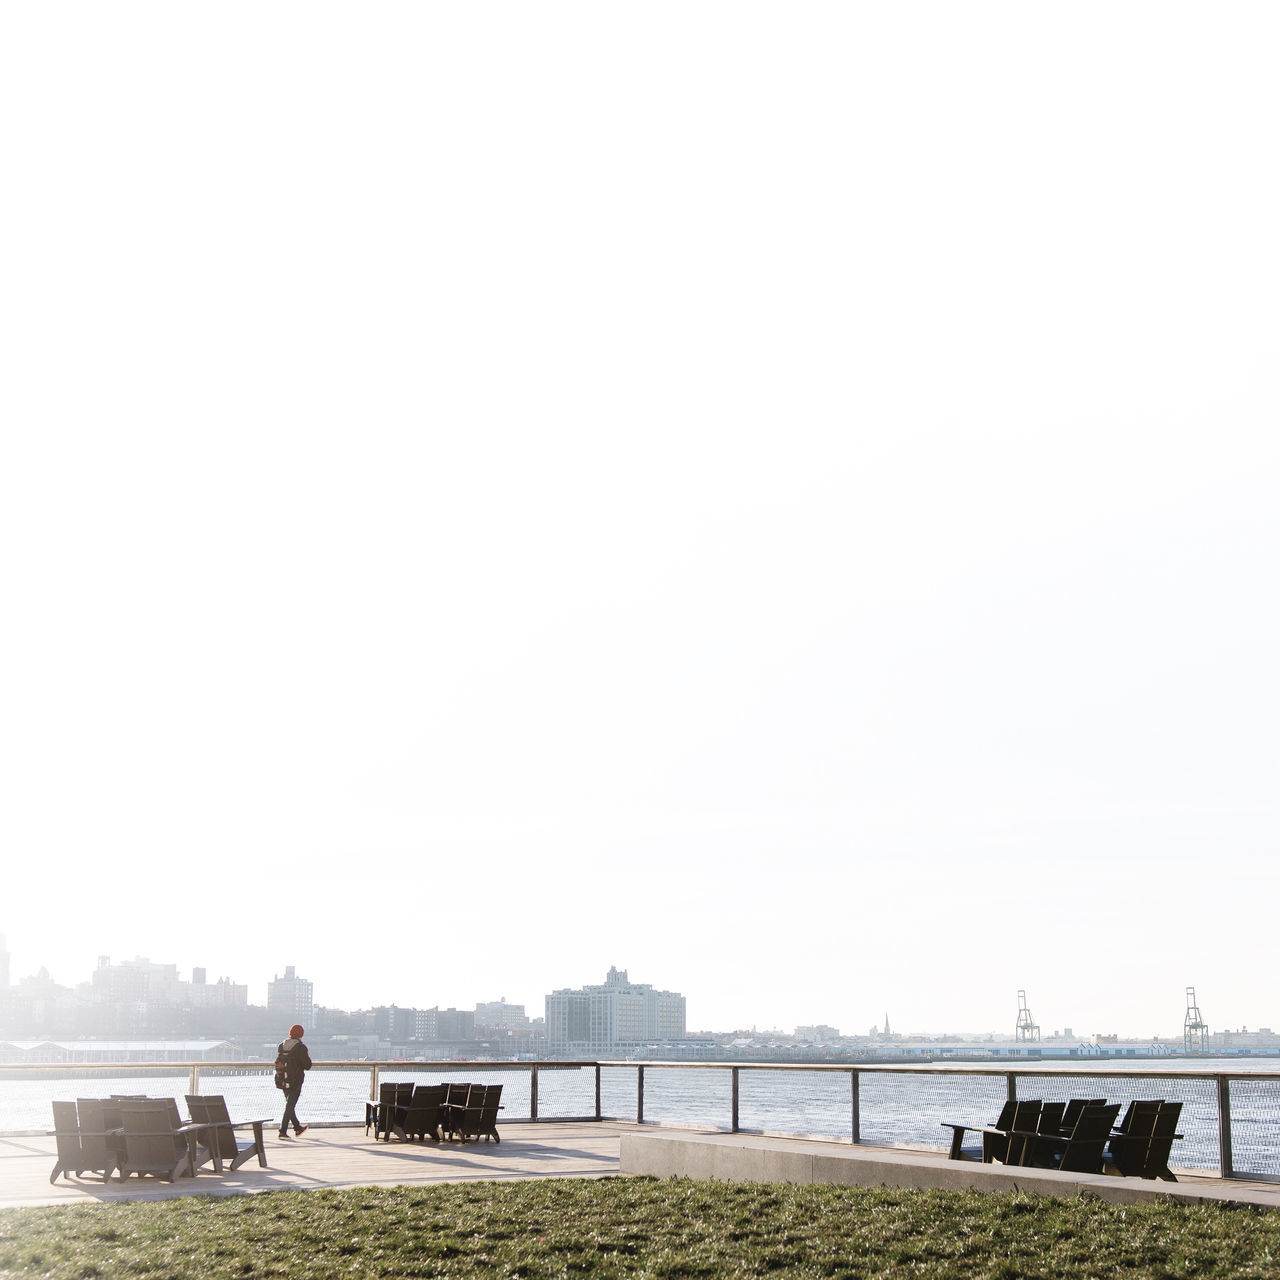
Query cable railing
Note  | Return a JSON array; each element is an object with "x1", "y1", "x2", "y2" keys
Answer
[{"x1": 3, "y1": 1059, "x2": 1276, "y2": 1181}]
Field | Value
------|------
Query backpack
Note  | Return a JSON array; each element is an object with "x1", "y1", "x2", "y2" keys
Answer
[{"x1": 274, "y1": 1048, "x2": 288, "y2": 1090}]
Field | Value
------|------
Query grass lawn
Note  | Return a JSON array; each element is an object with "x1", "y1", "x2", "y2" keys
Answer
[{"x1": 2, "y1": 1177, "x2": 1279, "y2": 1279}]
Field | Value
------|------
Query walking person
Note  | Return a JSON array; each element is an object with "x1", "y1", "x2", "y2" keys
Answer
[{"x1": 276, "y1": 1023, "x2": 312, "y2": 1139}]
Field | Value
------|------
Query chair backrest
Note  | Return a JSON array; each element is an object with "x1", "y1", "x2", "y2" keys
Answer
[
  {"x1": 1126, "y1": 1101, "x2": 1161, "y2": 1140},
  {"x1": 75, "y1": 1099, "x2": 111, "y2": 1170},
  {"x1": 479, "y1": 1083, "x2": 503, "y2": 1124},
  {"x1": 1058, "y1": 1103, "x2": 1121, "y2": 1173},
  {"x1": 406, "y1": 1084, "x2": 444, "y2": 1120},
  {"x1": 1060, "y1": 1098, "x2": 1104, "y2": 1133},
  {"x1": 52, "y1": 1101, "x2": 81, "y2": 1167},
  {"x1": 1037, "y1": 1102, "x2": 1066, "y2": 1134},
  {"x1": 991, "y1": 1099, "x2": 1017, "y2": 1129},
  {"x1": 1009, "y1": 1100, "x2": 1042, "y2": 1132},
  {"x1": 186, "y1": 1094, "x2": 240, "y2": 1160},
  {"x1": 118, "y1": 1101, "x2": 178, "y2": 1174},
  {"x1": 1115, "y1": 1099, "x2": 1160, "y2": 1134},
  {"x1": 1144, "y1": 1100, "x2": 1183, "y2": 1173},
  {"x1": 445, "y1": 1082, "x2": 471, "y2": 1106}
]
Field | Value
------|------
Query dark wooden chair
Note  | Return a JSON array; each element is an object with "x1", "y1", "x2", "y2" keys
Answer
[
  {"x1": 1058, "y1": 1098, "x2": 1105, "y2": 1135},
  {"x1": 1105, "y1": 1100, "x2": 1182, "y2": 1180},
  {"x1": 967, "y1": 1100, "x2": 1039, "y2": 1172},
  {"x1": 1113, "y1": 1099, "x2": 1162, "y2": 1136},
  {"x1": 452, "y1": 1084, "x2": 505, "y2": 1144},
  {"x1": 185, "y1": 1094, "x2": 269, "y2": 1172},
  {"x1": 366, "y1": 1083, "x2": 415, "y2": 1141},
  {"x1": 396, "y1": 1084, "x2": 447, "y2": 1142},
  {"x1": 941, "y1": 1099, "x2": 1016, "y2": 1161},
  {"x1": 441, "y1": 1083, "x2": 473, "y2": 1140},
  {"x1": 986, "y1": 1100, "x2": 1043, "y2": 1164},
  {"x1": 1018, "y1": 1102, "x2": 1121, "y2": 1173},
  {"x1": 117, "y1": 1100, "x2": 194, "y2": 1182},
  {"x1": 1008, "y1": 1101, "x2": 1068, "y2": 1166}
]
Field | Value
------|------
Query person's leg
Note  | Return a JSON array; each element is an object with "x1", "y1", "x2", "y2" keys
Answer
[
  {"x1": 280, "y1": 1084, "x2": 301, "y2": 1136},
  {"x1": 290, "y1": 1084, "x2": 306, "y2": 1134}
]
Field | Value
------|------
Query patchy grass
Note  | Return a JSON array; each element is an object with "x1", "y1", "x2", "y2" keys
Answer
[{"x1": 2, "y1": 1178, "x2": 1279, "y2": 1279}]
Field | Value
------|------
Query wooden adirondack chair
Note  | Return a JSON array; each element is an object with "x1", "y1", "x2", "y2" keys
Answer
[
  {"x1": 397, "y1": 1084, "x2": 447, "y2": 1142},
  {"x1": 117, "y1": 1100, "x2": 195, "y2": 1182},
  {"x1": 986, "y1": 1100, "x2": 1043, "y2": 1164},
  {"x1": 1018, "y1": 1103, "x2": 1121, "y2": 1173},
  {"x1": 1008, "y1": 1101, "x2": 1070, "y2": 1167},
  {"x1": 71, "y1": 1098, "x2": 125, "y2": 1183},
  {"x1": 185, "y1": 1094, "x2": 269, "y2": 1172},
  {"x1": 441, "y1": 1083, "x2": 473, "y2": 1140},
  {"x1": 366, "y1": 1082, "x2": 414, "y2": 1141},
  {"x1": 941, "y1": 1099, "x2": 1016, "y2": 1161},
  {"x1": 49, "y1": 1100, "x2": 121, "y2": 1185},
  {"x1": 1105, "y1": 1100, "x2": 1182, "y2": 1180},
  {"x1": 454, "y1": 1084, "x2": 505, "y2": 1144}
]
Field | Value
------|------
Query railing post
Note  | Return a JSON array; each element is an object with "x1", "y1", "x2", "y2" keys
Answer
[
  {"x1": 370, "y1": 1065, "x2": 379, "y2": 1101},
  {"x1": 594, "y1": 1064, "x2": 601, "y2": 1121},
  {"x1": 851, "y1": 1070, "x2": 860, "y2": 1145},
  {"x1": 731, "y1": 1066, "x2": 740, "y2": 1133},
  {"x1": 637, "y1": 1066, "x2": 645, "y2": 1125},
  {"x1": 190, "y1": 1065, "x2": 200, "y2": 1097},
  {"x1": 530, "y1": 1065, "x2": 539, "y2": 1123},
  {"x1": 1007, "y1": 1072, "x2": 1017, "y2": 1103},
  {"x1": 1218, "y1": 1076, "x2": 1234, "y2": 1179}
]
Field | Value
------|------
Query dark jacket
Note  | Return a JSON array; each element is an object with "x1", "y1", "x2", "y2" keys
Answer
[{"x1": 277, "y1": 1036, "x2": 312, "y2": 1088}]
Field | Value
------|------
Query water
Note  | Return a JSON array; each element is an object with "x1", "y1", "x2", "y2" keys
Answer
[{"x1": 6, "y1": 1058, "x2": 1279, "y2": 1179}]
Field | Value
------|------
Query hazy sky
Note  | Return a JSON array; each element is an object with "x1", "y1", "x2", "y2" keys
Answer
[{"x1": 2, "y1": 3, "x2": 1276, "y2": 1042}]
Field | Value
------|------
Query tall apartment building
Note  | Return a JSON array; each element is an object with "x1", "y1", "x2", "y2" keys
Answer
[
  {"x1": 545, "y1": 966, "x2": 686, "y2": 1052},
  {"x1": 267, "y1": 965, "x2": 314, "y2": 1028}
]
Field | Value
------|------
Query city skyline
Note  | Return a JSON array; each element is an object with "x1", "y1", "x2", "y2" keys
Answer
[
  {"x1": 3, "y1": 6, "x2": 1277, "y2": 1047},
  {"x1": 0, "y1": 940, "x2": 1262, "y2": 1043}
]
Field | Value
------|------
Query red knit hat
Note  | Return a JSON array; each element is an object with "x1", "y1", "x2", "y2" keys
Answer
[{"x1": 289, "y1": 1023, "x2": 305, "y2": 1038}]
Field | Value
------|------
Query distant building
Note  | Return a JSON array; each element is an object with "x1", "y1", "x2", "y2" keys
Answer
[
  {"x1": 545, "y1": 966, "x2": 686, "y2": 1052},
  {"x1": 417, "y1": 1007, "x2": 475, "y2": 1040},
  {"x1": 0, "y1": 934, "x2": 9, "y2": 987},
  {"x1": 475, "y1": 999, "x2": 530, "y2": 1034},
  {"x1": 370, "y1": 1005, "x2": 418, "y2": 1041},
  {"x1": 795, "y1": 1024, "x2": 840, "y2": 1042},
  {"x1": 0, "y1": 1039, "x2": 240, "y2": 1064},
  {"x1": 185, "y1": 974, "x2": 248, "y2": 1008},
  {"x1": 267, "y1": 966, "x2": 314, "y2": 1029},
  {"x1": 91, "y1": 956, "x2": 182, "y2": 1005}
]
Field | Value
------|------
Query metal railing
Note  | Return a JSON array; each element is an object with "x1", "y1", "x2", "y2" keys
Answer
[{"x1": 4, "y1": 1059, "x2": 1277, "y2": 1181}]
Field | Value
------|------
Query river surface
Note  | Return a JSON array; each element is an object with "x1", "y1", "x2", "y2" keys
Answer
[{"x1": 5, "y1": 1058, "x2": 1278, "y2": 1178}]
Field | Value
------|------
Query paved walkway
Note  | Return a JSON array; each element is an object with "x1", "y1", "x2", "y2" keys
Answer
[
  {"x1": 5, "y1": 1122, "x2": 1278, "y2": 1213},
  {"x1": 0, "y1": 1123, "x2": 623, "y2": 1210}
]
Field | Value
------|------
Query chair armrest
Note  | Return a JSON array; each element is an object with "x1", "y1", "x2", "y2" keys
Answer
[{"x1": 1007, "y1": 1128, "x2": 1062, "y2": 1146}]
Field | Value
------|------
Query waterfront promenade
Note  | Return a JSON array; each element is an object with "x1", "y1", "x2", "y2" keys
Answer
[{"x1": 5, "y1": 1122, "x2": 1280, "y2": 1214}]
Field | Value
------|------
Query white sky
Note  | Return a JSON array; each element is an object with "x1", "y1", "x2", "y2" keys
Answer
[{"x1": 2, "y1": 3, "x2": 1276, "y2": 1042}]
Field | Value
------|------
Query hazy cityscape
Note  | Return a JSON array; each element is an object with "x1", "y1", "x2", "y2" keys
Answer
[{"x1": 2, "y1": 934, "x2": 1275, "y2": 1065}]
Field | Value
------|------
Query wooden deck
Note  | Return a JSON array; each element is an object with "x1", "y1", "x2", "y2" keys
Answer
[
  {"x1": 6, "y1": 1122, "x2": 1279, "y2": 1214},
  {"x1": 0, "y1": 1122, "x2": 624, "y2": 1209}
]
